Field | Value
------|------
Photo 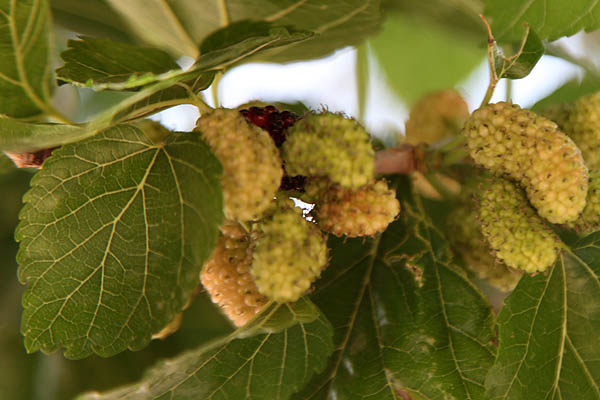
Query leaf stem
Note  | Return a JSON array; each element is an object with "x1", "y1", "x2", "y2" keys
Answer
[
  {"x1": 480, "y1": 14, "x2": 499, "y2": 108},
  {"x1": 356, "y1": 43, "x2": 369, "y2": 123},
  {"x1": 190, "y1": 96, "x2": 214, "y2": 115},
  {"x1": 211, "y1": 72, "x2": 223, "y2": 108},
  {"x1": 374, "y1": 145, "x2": 415, "y2": 175}
]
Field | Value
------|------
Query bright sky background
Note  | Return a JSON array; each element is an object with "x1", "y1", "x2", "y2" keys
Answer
[{"x1": 153, "y1": 34, "x2": 588, "y2": 142}]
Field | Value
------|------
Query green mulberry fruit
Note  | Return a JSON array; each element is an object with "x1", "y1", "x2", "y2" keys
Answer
[
  {"x1": 478, "y1": 177, "x2": 560, "y2": 273},
  {"x1": 282, "y1": 112, "x2": 374, "y2": 188},
  {"x1": 447, "y1": 203, "x2": 523, "y2": 291},
  {"x1": 251, "y1": 199, "x2": 328, "y2": 302},
  {"x1": 567, "y1": 170, "x2": 600, "y2": 234},
  {"x1": 405, "y1": 89, "x2": 470, "y2": 145},
  {"x1": 464, "y1": 102, "x2": 588, "y2": 224},
  {"x1": 562, "y1": 92, "x2": 600, "y2": 170},
  {"x1": 201, "y1": 224, "x2": 269, "y2": 327},
  {"x1": 314, "y1": 179, "x2": 400, "y2": 237},
  {"x1": 195, "y1": 108, "x2": 283, "y2": 221}
]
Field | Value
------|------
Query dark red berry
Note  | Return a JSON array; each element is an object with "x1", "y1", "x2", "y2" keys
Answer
[
  {"x1": 240, "y1": 105, "x2": 298, "y2": 148},
  {"x1": 280, "y1": 111, "x2": 297, "y2": 127},
  {"x1": 264, "y1": 105, "x2": 277, "y2": 115}
]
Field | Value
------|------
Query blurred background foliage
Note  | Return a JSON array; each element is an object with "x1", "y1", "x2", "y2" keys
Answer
[{"x1": 3, "y1": 0, "x2": 600, "y2": 398}]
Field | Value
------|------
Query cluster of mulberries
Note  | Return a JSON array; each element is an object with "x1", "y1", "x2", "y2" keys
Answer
[{"x1": 196, "y1": 106, "x2": 399, "y2": 325}]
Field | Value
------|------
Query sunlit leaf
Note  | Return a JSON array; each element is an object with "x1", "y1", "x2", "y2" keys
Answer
[
  {"x1": 50, "y1": 0, "x2": 133, "y2": 42},
  {"x1": 105, "y1": 0, "x2": 382, "y2": 62},
  {"x1": 16, "y1": 124, "x2": 223, "y2": 359},
  {"x1": 0, "y1": 0, "x2": 53, "y2": 117},
  {"x1": 77, "y1": 298, "x2": 334, "y2": 399}
]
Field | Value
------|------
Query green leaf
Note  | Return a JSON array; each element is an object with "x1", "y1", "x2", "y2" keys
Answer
[
  {"x1": 494, "y1": 26, "x2": 544, "y2": 80},
  {"x1": 296, "y1": 178, "x2": 496, "y2": 399},
  {"x1": 369, "y1": 12, "x2": 484, "y2": 105},
  {"x1": 58, "y1": 26, "x2": 309, "y2": 93},
  {"x1": 200, "y1": 20, "x2": 309, "y2": 55},
  {"x1": 484, "y1": 0, "x2": 600, "y2": 42},
  {"x1": 56, "y1": 36, "x2": 180, "y2": 88},
  {"x1": 105, "y1": 0, "x2": 382, "y2": 62},
  {"x1": 485, "y1": 245, "x2": 600, "y2": 399},
  {"x1": 0, "y1": 116, "x2": 87, "y2": 152},
  {"x1": 0, "y1": 152, "x2": 16, "y2": 174},
  {"x1": 16, "y1": 124, "x2": 223, "y2": 359},
  {"x1": 532, "y1": 74, "x2": 600, "y2": 111},
  {"x1": 77, "y1": 298, "x2": 334, "y2": 399},
  {"x1": 0, "y1": 0, "x2": 53, "y2": 117}
]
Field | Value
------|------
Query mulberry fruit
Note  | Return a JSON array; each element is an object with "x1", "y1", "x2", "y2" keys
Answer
[
  {"x1": 195, "y1": 108, "x2": 283, "y2": 221},
  {"x1": 567, "y1": 170, "x2": 600, "y2": 234},
  {"x1": 464, "y1": 102, "x2": 588, "y2": 224},
  {"x1": 201, "y1": 224, "x2": 268, "y2": 327},
  {"x1": 478, "y1": 177, "x2": 560, "y2": 273},
  {"x1": 282, "y1": 112, "x2": 375, "y2": 188},
  {"x1": 314, "y1": 179, "x2": 400, "y2": 237},
  {"x1": 562, "y1": 92, "x2": 600, "y2": 170},
  {"x1": 447, "y1": 203, "x2": 522, "y2": 291},
  {"x1": 405, "y1": 90, "x2": 470, "y2": 145},
  {"x1": 251, "y1": 199, "x2": 328, "y2": 302}
]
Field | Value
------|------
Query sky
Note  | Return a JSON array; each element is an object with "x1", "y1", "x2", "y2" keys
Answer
[{"x1": 153, "y1": 34, "x2": 587, "y2": 142}]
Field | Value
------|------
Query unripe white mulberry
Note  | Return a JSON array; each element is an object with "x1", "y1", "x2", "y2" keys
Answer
[
  {"x1": 195, "y1": 108, "x2": 283, "y2": 221},
  {"x1": 251, "y1": 199, "x2": 328, "y2": 302},
  {"x1": 478, "y1": 177, "x2": 560, "y2": 273},
  {"x1": 447, "y1": 202, "x2": 523, "y2": 291},
  {"x1": 282, "y1": 112, "x2": 374, "y2": 188},
  {"x1": 464, "y1": 102, "x2": 588, "y2": 224},
  {"x1": 567, "y1": 170, "x2": 600, "y2": 234},
  {"x1": 562, "y1": 92, "x2": 600, "y2": 170},
  {"x1": 314, "y1": 179, "x2": 400, "y2": 237},
  {"x1": 201, "y1": 224, "x2": 268, "y2": 327},
  {"x1": 405, "y1": 89, "x2": 469, "y2": 145}
]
